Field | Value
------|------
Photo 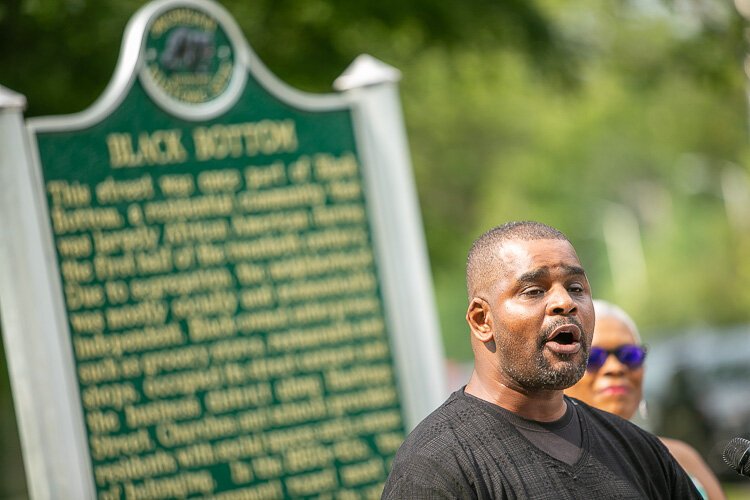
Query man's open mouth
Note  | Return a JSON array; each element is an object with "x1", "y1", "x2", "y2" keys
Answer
[
  {"x1": 552, "y1": 330, "x2": 576, "y2": 344},
  {"x1": 544, "y1": 324, "x2": 582, "y2": 354}
]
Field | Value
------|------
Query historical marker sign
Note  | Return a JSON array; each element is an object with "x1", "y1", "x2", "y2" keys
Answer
[{"x1": 0, "y1": 0, "x2": 446, "y2": 498}]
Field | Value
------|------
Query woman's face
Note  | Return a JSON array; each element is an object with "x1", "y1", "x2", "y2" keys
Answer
[{"x1": 564, "y1": 314, "x2": 643, "y2": 419}]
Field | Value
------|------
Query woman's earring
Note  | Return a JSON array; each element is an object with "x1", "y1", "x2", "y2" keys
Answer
[{"x1": 638, "y1": 399, "x2": 649, "y2": 420}]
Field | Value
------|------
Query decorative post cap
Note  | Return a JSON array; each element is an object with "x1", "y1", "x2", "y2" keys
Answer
[
  {"x1": 334, "y1": 54, "x2": 402, "y2": 91},
  {"x1": 0, "y1": 85, "x2": 27, "y2": 111}
]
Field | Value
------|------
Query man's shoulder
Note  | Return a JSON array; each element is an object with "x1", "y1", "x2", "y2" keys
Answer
[
  {"x1": 569, "y1": 397, "x2": 703, "y2": 498},
  {"x1": 383, "y1": 390, "x2": 496, "y2": 498},
  {"x1": 401, "y1": 391, "x2": 474, "y2": 445},
  {"x1": 396, "y1": 389, "x2": 495, "y2": 457}
]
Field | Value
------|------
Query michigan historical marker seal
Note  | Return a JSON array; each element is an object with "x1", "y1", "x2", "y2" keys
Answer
[{"x1": 141, "y1": 4, "x2": 246, "y2": 118}]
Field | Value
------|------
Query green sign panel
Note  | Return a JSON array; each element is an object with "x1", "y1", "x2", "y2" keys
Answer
[{"x1": 29, "y1": 1, "x2": 410, "y2": 498}]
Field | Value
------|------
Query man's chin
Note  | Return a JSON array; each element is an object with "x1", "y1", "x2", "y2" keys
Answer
[
  {"x1": 542, "y1": 363, "x2": 587, "y2": 390},
  {"x1": 555, "y1": 350, "x2": 588, "y2": 377},
  {"x1": 503, "y1": 356, "x2": 586, "y2": 391}
]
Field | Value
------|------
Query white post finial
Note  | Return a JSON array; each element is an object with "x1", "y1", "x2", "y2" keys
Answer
[
  {"x1": 0, "y1": 86, "x2": 27, "y2": 111},
  {"x1": 333, "y1": 54, "x2": 402, "y2": 91}
]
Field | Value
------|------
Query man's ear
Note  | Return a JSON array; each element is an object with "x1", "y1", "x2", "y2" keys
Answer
[{"x1": 466, "y1": 298, "x2": 493, "y2": 343}]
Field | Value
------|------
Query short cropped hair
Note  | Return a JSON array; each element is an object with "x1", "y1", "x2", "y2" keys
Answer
[
  {"x1": 592, "y1": 299, "x2": 642, "y2": 344},
  {"x1": 466, "y1": 221, "x2": 568, "y2": 299}
]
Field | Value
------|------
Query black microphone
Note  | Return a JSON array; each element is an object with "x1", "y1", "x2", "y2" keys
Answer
[{"x1": 723, "y1": 437, "x2": 750, "y2": 477}]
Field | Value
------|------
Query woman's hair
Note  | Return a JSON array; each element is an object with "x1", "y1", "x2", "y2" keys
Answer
[{"x1": 593, "y1": 299, "x2": 641, "y2": 344}]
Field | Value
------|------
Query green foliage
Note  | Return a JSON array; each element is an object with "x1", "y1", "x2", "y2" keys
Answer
[
  {"x1": 0, "y1": 0, "x2": 568, "y2": 112},
  {"x1": 405, "y1": 1, "x2": 750, "y2": 355}
]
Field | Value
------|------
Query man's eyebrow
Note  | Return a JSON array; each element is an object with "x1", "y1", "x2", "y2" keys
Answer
[
  {"x1": 516, "y1": 265, "x2": 586, "y2": 283},
  {"x1": 517, "y1": 268, "x2": 549, "y2": 283},
  {"x1": 563, "y1": 265, "x2": 587, "y2": 277}
]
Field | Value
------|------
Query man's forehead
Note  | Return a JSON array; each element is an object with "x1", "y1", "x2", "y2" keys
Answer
[{"x1": 495, "y1": 238, "x2": 584, "y2": 276}]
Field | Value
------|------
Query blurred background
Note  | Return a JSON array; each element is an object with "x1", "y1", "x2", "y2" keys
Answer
[{"x1": 2, "y1": 0, "x2": 750, "y2": 497}]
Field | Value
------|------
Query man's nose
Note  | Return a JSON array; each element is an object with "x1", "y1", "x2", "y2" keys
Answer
[{"x1": 547, "y1": 286, "x2": 577, "y2": 315}]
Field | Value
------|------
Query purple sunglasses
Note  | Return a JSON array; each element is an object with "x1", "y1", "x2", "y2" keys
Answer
[{"x1": 586, "y1": 344, "x2": 647, "y2": 372}]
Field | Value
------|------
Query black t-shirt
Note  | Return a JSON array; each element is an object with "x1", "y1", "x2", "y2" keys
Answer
[
  {"x1": 470, "y1": 392, "x2": 583, "y2": 465},
  {"x1": 382, "y1": 389, "x2": 701, "y2": 499}
]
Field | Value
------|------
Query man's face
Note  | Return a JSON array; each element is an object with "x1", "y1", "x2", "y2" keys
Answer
[{"x1": 486, "y1": 238, "x2": 595, "y2": 391}]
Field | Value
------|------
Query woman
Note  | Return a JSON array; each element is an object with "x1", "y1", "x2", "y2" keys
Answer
[{"x1": 565, "y1": 300, "x2": 725, "y2": 500}]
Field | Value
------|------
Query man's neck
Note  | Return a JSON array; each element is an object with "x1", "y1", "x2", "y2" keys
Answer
[{"x1": 465, "y1": 370, "x2": 567, "y2": 422}]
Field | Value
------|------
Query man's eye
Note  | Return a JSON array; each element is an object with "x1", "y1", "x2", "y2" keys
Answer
[
  {"x1": 568, "y1": 284, "x2": 584, "y2": 293},
  {"x1": 523, "y1": 289, "x2": 544, "y2": 297}
]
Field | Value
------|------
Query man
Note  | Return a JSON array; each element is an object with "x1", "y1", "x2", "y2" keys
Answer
[{"x1": 382, "y1": 221, "x2": 700, "y2": 499}]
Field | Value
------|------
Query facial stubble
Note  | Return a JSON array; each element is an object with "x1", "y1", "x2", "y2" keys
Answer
[{"x1": 499, "y1": 321, "x2": 590, "y2": 391}]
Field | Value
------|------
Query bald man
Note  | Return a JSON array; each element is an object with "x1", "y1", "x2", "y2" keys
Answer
[{"x1": 382, "y1": 221, "x2": 700, "y2": 499}]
